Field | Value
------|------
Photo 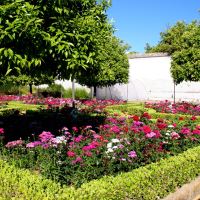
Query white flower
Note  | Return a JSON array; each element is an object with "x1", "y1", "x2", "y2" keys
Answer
[
  {"x1": 165, "y1": 132, "x2": 171, "y2": 136},
  {"x1": 168, "y1": 125, "x2": 174, "y2": 128},
  {"x1": 111, "y1": 138, "x2": 120, "y2": 143},
  {"x1": 106, "y1": 148, "x2": 114, "y2": 153},
  {"x1": 112, "y1": 145, "x2": 118, "y2": 149},
  {"x1": 57, "y1": 160, "x2": 62, "y2": 165},
  {"x1": 107, "y1": 142, "x2": 112, "y2": 148},
  {"x1": 52, "y1": 136, "x2": 67, "y2": 144}
]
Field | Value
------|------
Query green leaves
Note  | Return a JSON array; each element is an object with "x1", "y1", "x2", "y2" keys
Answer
[
  {"x1": 0, "y1": 0, "x2": 116, "y2": 86},
  {"x1": 147, "y1": 19, "x2": 200, "y2": 84}
]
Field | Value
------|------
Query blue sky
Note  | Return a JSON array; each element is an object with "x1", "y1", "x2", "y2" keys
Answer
[{"x1": 107, "y1": 0, "x2": 200, "y2": 53}]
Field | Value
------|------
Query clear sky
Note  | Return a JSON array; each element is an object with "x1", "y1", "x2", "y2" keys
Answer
[{"x1": 107, "y1": 0, "x2": 200, "y2": 53}]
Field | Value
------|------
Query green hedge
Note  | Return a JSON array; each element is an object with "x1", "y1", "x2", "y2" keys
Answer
[
  {"x1": 0, "y1": 102, "x2": 45, "y2": 116},
  {"x1": 1, "y1": 146, "x2": 200, "y2": 199}
]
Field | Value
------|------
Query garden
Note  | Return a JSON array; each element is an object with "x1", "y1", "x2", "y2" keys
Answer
[
  {"x1": 0, "y1": 95, "x2": 200, "y2": 199},
  {"x1": 0, "y1": 0, "x2": 200, "y2": 199}
]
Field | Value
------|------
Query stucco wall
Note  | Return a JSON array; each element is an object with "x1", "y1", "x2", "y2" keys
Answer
[{"x1": 97, "y1": 55, "x2": 200, "y2": 101}]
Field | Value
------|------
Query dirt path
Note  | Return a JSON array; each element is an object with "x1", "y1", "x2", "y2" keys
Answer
[{"x1": 162, "y1": 176, "x2": 200, "y2": 200}]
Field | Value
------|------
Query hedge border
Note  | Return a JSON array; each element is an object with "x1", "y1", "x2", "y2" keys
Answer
[{"x1": 0, "y1": 146, "x2": 200, "y2": 199}]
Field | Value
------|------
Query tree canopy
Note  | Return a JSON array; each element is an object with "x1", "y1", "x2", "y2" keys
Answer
[
  {"x1": 146, "y1": 20, "x2": 200, "y2": 84},
  {"x1": 1, "y1": 0, "x2": 128, "y2": 88},
  {"x1": 75, "y1": 35, "x2": 129, "y2": 88}
]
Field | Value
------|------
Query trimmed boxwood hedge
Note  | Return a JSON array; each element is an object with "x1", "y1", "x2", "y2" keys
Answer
[{"x1": 0, "y1": 146, "x2": 200, "y2": 199}]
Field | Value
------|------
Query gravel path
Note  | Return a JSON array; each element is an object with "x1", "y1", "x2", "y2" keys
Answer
[{"x1": 162, "y1": 176, "x2": 200, "y2": 200}]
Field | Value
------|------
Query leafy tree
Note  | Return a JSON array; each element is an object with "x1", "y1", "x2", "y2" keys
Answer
[
  {"x1": 75, "y1": 35, "x2": 129, "y2": 95},
  {"x1": 0, "y1": 0, "x2": 112, "y2": 89},
  {"x1": 146, "y1": 20, "x2": 200, "y2": 84}
]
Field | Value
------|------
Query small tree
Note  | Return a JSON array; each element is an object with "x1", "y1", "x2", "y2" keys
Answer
[
  {"x1": 0, "y1": 0, "x2": 112, "y2": 85},
  {"x1": 146, "y1": 20, "x2": 200, "y2": 84},
  {"x1": 75, "y1": 35, "x2": 129, "y2": 96}
]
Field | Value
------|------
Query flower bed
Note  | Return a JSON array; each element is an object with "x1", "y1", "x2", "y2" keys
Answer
[
  {"x1": 1, "y1": 145, "x2": 200, "y2": 199},
  {"x1": 145, "y1": 100, "x2": 200, "y2": 115},
  {"x1": 1, "y1": 108, "x2": 200, "y2": 187}
]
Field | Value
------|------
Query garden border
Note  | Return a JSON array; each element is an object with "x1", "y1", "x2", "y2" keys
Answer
[{"x1": 0, "y1": 145, "x2": 200, "y2": 199}]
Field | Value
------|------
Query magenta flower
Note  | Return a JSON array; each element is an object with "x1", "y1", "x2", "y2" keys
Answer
[
  {"x1": 74, "y1": 135, "x2": 83, "y2": 143},
  {"x1": 84, "y1": 151, "x2": 93, "y2": 157},
  {"x1": 72, "y1": 157, "x2": 83, "y2": 164},
  {"x1": 171, "y1": 132, "x2": 180, "y2": 139},
  {"x1": 82, "y1": 144, "x2": 96, "y2": 151},
  {"x1": 146, "y1": 132, "x2": 156, "y2": 139},
  {"x1": 0, "y1": 128, "x2": 4, "y2": 135},
  {"x1": 5, "y1": 140, "x2": 24, "y2": 148},
  {"x1": 42, "y1": 143, "x2": 50, "y2": 149},
  {"x1": 84, "y1": 125, "x2": 92, "y2": 130},
  {"x1": 192, "y1": 129, "x2": 200, "y2": 135},
  {"x1": 110, "y1": 125, "x2": 121, "y2": 133},
  {"x1": 180, "y1": 127, "x2": 191, "y2": 135},
  {"x1": 39, "y1": 131, "x2": 54, "y2": 142},
  {"x1": 26, "y1": 141, "x2": 42, "y2": 148},
  {"x1": 128, "y1": 150, "x2": 137, "y2": 158},
  {"x1": 67, "y1": 151, "x2": 76, "y2": 157},
  {"x1": 72, "y1": 127, "x2": 78, "y2": 132},
  {"x1": 93, "y1": 134, "x2": 101, "y2": 139}
]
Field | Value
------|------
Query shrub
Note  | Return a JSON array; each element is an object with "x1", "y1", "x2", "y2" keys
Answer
[
  {"x1": 0, "y1": 146, "x2": 200, "y2": 199},
  {"x1": 65, "y1": 88, "x2": 90, "y2": 99}
]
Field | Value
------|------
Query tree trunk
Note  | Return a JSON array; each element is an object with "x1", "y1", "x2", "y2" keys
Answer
[
  {"x1": 29, "y1": 83, "x2": 33, "y2": 94},
  {"x1": 72, "y1": 79, "x2": 75, "y2": 100},
  {"x1": 90, "y1": 87, "x2": 94, "y2": 99},
  {"x1": 94, "y1": 86, "x2": 97, "y2": 98}
]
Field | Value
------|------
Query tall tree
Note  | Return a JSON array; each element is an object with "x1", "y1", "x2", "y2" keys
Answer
[
  {"x1": 75, "y1": 35, "x2": 129, "y2": 95},
  {"x1": 146, "y1": 20, "x2": 200, "y2": 84},
  {"x1": 0, "y1": 0, "x2": 112, "y2": 85}
]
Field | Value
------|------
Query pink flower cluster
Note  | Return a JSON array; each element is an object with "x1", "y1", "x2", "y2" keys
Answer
[
  {"x1": 145, "y1": 100, "x2": 200, "y2": 116},
  {"x1": 5, "y1": 139, "x2": 23, "y2": 148},
  {"x1": 0, "y1": 128, "x2": 4, "y2": 135}
]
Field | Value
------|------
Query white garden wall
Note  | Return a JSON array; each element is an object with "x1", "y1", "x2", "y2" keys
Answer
[{"x1": 96, "y1": 53, "x2": 200, "y2": 102}]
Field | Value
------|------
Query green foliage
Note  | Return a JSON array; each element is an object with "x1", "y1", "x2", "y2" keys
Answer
[
  {"x1": 40, "y1": 84, "x2": 66, "y2": 98},
  {"x1": 146, "y1": 21, "x2": 189, "y2": 54},
  {"x1": 106, "y1": 103, "x2": 156, "y2": 116},
  {"x1": 65, "y1": 88, "x2": 90, "y2": 99},
  {"x1": 0, "y1": 0, "x2": 115, "y2": 87},
  {"x1": 0, "y1": 145, "x2": 200, "y2": 199},
  {"x1": 145, "y1": 19, "x2": 200, "y2": 84},
  {"x1": 0, "y1": 82, "x2": 21, "y2": 95},
  {"x1": 0, "y1": 81, "x2": 35, "y2": 95},
  {"x1": 75, "y1": 36, "x2": 129, "y2": 87},
  {"x1": 37, "y1": 84, "x2": 90, "y2": 98},
  {"x1": 107, "y1": 103, "x2": 200, "y2": 122},
  {"x1": 0, "y1": 101, "x2": 45, "y2": 116}
]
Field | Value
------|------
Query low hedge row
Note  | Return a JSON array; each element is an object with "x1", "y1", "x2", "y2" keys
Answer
[
  {"x1": 106, "y1": 104, "x2": 156, "y2": 116},
  {"x1": 1, "y1": 145, "x2": 200, "y2": 199}
]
